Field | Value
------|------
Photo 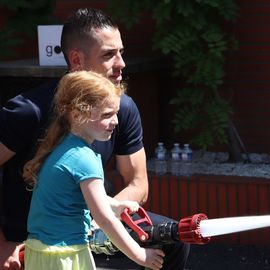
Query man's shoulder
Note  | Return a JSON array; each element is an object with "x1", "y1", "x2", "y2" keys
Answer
[
  {"x1": 6, "y1": 78, "x2": 59, "y2": 117},
  {"x1": 21, "y1": 78, "x2": 59, "y2": 101},
  {"x1": 120, "y1": 93, "x2": 132, "y2": 105},
  {"x1": 0, "y1": 79, "x2": 60, "y2": 152},
  {"x1": 119, "y1": 94, "x2": 138, "y2": 114},
  {"x1": 5, "y1": 78, "x2": 58, "y2": 108}
]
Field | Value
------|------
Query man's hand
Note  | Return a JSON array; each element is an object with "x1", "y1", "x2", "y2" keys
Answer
[{"x1": 0, "y1": 240, "x2": 24, "y2": 270}]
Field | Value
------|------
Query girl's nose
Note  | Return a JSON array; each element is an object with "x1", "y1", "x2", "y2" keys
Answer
[{"x1": 112, "y1": 114, "x2": 118, "y2": 125}]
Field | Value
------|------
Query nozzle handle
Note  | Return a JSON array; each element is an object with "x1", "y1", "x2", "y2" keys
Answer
[
  {"x1": 121, "y1": 206, "x2": 152, "y2": 241},
  {"x1": 19, "y1": 249, "x2": 25, "y2": 266}
]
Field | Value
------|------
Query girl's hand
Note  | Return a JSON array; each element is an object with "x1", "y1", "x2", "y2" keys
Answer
[
  {"x1": 0, "y1": 241, "x2": 24, "y2": 270},
  {"x1": 136, "y1": 247, "x2": 165, "y2": 270},
  {"x1": 110, "y1": 199, "x2": 139, "y2": 218}
]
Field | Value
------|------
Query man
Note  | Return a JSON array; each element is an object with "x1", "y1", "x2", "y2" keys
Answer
[{"x1": 0, "y1": 8, "x2": 190, "y2": 270}]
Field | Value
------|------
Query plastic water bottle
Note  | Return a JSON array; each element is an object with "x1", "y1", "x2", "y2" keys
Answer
[
  {"x1": 170, "y1": 143, "x2": 182, "y2": 176},
  {"x1": 154, "y1": 142, "x2": 167, "y2": 175},
  {"x1": 181, "y1": 144, "x2": 193, "y2": 177}
]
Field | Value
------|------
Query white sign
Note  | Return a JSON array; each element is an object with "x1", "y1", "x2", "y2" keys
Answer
[{"x1": 38, "y1": 25, "x2": 67, "y2": 66}]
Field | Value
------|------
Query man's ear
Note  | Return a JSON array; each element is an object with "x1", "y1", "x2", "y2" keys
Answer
[{"x1": 68, "y1": 49, "x2": 84, "y2": 71}]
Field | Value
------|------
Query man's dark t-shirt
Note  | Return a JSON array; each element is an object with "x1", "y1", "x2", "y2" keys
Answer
[{"x1": 0, "y1": 79, "x2": 143, "y2": 241}]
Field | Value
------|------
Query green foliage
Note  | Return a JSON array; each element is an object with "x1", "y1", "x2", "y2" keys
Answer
[
  {"x1": 0, "y1": 0, "x2": 57, "y2": 59},
  {"x1": 108, "y1": 0, "x2": 238, "y2": 149}
]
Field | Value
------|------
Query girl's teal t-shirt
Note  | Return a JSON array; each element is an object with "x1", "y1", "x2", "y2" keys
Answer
[{"x1": 27, "y1": 133, "x2": 104, "y2": 246}]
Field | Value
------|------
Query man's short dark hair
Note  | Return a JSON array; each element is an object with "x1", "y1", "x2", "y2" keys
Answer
[{"x1": 61, "y1": 8, "x2": 118, "y2": 65}]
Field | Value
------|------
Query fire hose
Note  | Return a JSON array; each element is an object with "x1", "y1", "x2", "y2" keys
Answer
[
  {"x1": 89, "y1": 207, "x2": 210, "y2": 255},
  {"x1": 19, "y1": 206, "x2": 270, "y2": 264},
  {"x1": 19, "y1": 207, "x2": 210, "y2": 264}
]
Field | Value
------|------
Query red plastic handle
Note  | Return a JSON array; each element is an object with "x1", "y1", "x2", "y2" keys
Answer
[
  {"x1": 19, "y1": 249, "x2": 25, "y2": 266},
  {"x1": 121, "y1": 206, "x2": 152, "y2": 241}
]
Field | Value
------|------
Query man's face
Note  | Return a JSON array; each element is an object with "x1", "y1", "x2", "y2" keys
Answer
[{"x1": 79, "y1": 27, "x2": 126, "y2": 85}]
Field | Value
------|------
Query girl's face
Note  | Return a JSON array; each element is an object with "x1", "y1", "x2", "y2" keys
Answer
[{"x1": 75, "y1": 96, "x2": 120, "y2": 143}]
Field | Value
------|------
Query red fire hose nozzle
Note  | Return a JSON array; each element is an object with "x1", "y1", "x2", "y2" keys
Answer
[
  {"x1": 178, "y1": 213, "x2": 211, "y2": 244},
  {"x1": 121, "y1": 207, "x2": 211, "y2": 245},
  {"x1": 19, "y1": 248, "x2": 25, "y2": 266},
  {"x1": 121, "y1": 207, "x2": 152, "y2": 241}
]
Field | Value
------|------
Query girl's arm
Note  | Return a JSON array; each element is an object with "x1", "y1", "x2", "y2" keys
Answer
[{"x1": 80, "y1": 179, "x2": 164, "y2": 270}]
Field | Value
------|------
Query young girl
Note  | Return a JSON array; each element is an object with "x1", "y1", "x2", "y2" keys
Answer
[{"x1": 22, "y1": 71, "x2": 164, "y2": 270}]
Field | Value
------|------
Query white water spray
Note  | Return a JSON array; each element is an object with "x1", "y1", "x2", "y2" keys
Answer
[{"x1": 200, "y1": 215, "x2": 270, "y2": 237}]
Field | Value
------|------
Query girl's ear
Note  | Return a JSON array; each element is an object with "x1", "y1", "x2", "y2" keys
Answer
[
  {"x1": 70, "y1": 109, "x2": 80, "y2": 122},
  {"x1": 68, "y1": 49, "x2": 84, "y2": 71}
]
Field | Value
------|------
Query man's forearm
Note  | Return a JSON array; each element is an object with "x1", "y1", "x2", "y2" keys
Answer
[
  {"x1": 113, "y1": 182, "x2": 148, "y2": 205},
  {"x1": 115, "y1": 149, "x2": 149, "y2": 204}
]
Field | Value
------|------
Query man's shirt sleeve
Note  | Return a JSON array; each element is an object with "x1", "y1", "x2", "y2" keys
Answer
[
  {"x1": 0, "y1": 95, "x2": 41, "y2": 152},
  {"x1": 0, "y1": 79, "x2": 57, "y2": 153}
]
